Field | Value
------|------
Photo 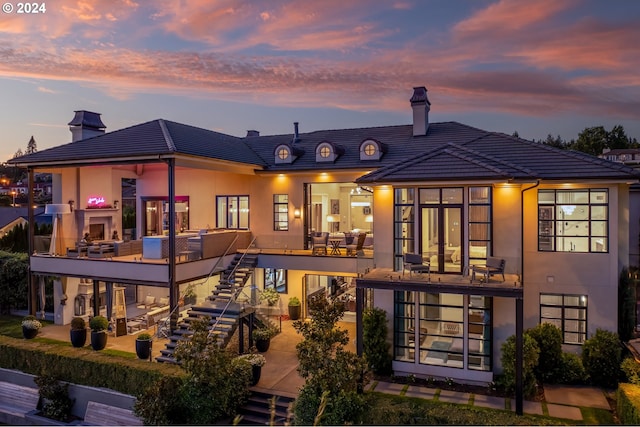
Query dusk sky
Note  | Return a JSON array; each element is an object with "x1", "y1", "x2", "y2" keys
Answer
[{"x1": 1, "y1": 0, "x2": 639, "y2": 163}]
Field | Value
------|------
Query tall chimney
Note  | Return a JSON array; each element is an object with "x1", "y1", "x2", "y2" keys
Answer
[
  {"x1": 293, "y1": 122, "x2": 300, "y2": 143},
  {"x1": 410, "y1": 87, "x2": 430, "y2": 136},
  {"x1": 68, "y1": 110, "x2": 106, "y2": 142}
]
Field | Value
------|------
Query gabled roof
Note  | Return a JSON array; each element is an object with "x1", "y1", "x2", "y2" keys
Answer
[
  {"x1": 10, "y1": 120, "x2": 266, "y2": 167},
  {"x1": 357, "y1": 132, "x2": 639, "y2": 184}
]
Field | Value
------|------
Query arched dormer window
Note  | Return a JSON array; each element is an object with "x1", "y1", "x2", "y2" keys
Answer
[
  {"x1": 275, "y1": 144, "x2": 294, "y2": 164},
  {"x1": 315, "y1": 141, "x2": 343, "y2": 163},
  {"x1": 359, "y1": 138, "x2": 384, "y2": 161}
]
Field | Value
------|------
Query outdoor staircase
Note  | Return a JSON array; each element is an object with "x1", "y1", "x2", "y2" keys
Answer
[
  {"x1": 236, "y1": 390, "x2": 295, "y2": 425},
  {"x1": 157, "y1": 251, "x2": 273, "y2": 364},
  {"x1": 209, "y1": 252, "x2": 259, "y2": 304}
]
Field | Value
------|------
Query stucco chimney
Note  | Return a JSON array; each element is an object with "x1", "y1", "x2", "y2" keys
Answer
[
  {"x1": 410, "y1": 87, "x2": 430, "y2": 136},
  {"x1": 68, "y1": 110, "x2": 106, "y2": 142}
]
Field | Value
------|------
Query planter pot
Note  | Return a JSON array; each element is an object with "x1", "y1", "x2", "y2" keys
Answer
[
  {"x1": 288, "y1": 305, "x2": 301, "y2": 321},
  {"x1": 136, "y1": 339, "x2": 152, "y2": 360},
  {"x1": 70, "y1": 328, "x2": 87, "y2": 348},
  {"x1": 90, "y1": 330, "x2": 107, "y2": 351},
  {"x1": 251, "y1": 365, "x2": 262, "y2": 386},
  {"x1": 183, "y1": 295, "x2": 196, "y2": 306},
  {"x1": 22, "y1": 327, "x2": 38, "y2": 339},
  {"x1": 255, "y1": 338, "x2": 271, "y2": 352}
]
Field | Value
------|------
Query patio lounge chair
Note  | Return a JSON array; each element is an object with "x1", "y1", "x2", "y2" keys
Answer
[
  {"x1": 403, "y1": 253, "x2": 430, "y2": 277},
  {"x1": 311, "y1": 232, "x2": 328, "y2": 255},
  {"x1": 346, "y1": 232, "x2": 366, "y2": 256},
  {"x1": 471, "y1": 256, "x2": 506, "y2": 282}
]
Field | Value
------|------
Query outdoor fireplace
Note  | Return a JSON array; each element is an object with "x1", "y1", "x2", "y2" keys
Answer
[{"x1": 89, "y1": 224, "x2": 105, "y2": 241}]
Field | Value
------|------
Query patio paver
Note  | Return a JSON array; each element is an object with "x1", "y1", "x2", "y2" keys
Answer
[
  {"x1": 473, "y1": 393, "x2": 506, "y2": 410},
  {"x1": 547, "y1": 403, "x2": 583, "y2": 421},
  {"x1": 438, "y1": 389, "x2": 470, "y2": 405}
]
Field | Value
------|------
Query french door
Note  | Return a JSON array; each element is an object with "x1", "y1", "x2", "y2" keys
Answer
[{"x1": 420, "y1": 188, "x2": 463, "y2": 274}]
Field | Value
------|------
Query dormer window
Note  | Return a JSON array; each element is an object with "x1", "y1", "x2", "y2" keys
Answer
[
  {"x1": 316, "y1": 141, "x2": 342, "y2": 162},
  {"x1": 360, "y1": 138, "x2": 384, "y2": 160},
  {"x1": 275, "y1": 144, "x2": 294, "y2": 164}
]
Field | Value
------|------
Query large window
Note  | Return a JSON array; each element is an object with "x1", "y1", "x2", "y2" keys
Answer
[
  {"x1": 540, "y1": 293, "x2": 587, "y2": 344},
  {"x1": 393, "y1": 292, "x2": 492, "y2": 370},
  {"x1": 274, "y1": 194, "x2": 289, "y2": 231},
  {"x1": 468, "y1": 187, "x2": 491, "y2": 267},
  {"x1": 538, "y1": 189, "x2": 608, "y2": 252},
  {"x1": 216, "y1": 196, "x2": 249, "y2": 229},
  {"x1": 265, "y1": 268, "x2": 287, "y2": 293},
  {"x1": 394, "y1": 188, "x2": 415, "y2": 270}
]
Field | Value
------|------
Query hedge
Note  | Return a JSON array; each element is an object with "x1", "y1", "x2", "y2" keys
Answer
[
  {"x1": 0, "y1": 335, "x2": 184, "y2": 397},
  {"x1": 617, "y1": 383, "x2": 640, "y2": 425}
]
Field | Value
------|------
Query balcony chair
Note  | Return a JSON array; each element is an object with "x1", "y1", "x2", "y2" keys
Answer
[
  {"x1": 403, "y1": 253, "x2": 430, "y2": 278},
  {"x1": 471, "y1": 256, "x2": 506, "y2": 282},
  {"x1": 346, "y1": 232, "x2": 366, "y2": 256},
  {"x1": 311, "y1": 232, "x2": 329, "y2": 255}
]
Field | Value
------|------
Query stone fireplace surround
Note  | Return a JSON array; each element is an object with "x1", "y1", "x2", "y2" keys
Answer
[{"x1": 75, "y1": 209, "x2": 118, "y2": 243}]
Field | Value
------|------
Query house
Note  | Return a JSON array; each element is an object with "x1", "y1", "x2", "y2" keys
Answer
[{"x1": 8, "y1": 87, "x2": 638, "y2": 393}]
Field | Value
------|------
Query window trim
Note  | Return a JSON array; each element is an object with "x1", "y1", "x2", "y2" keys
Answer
[
  {"x1": 537, "y1": 189, "x2": 608, "y2": 253},
  {"x1": 540, "y1": 293, "x2": 587, "y2": 344},
  {"x1": 273, "y1": 194, "x2": 289, "y2": 231},
  {"x1": 216, "y1": 195, "x2": 249, "y2": 229}
]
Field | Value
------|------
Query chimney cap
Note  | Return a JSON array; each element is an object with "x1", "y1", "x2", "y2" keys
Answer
[
  {"x1": 68, "y1": 110, "x2": 106, "y2": 129},
  {"x1": 410, "y1": 86, "x2": 430, "y2": 105}
]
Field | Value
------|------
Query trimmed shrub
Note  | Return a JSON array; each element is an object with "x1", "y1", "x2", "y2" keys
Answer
[
  {"x1": 622, "y1": 357, "x2": 640, "y2": 385},
  {"x1": 556, "y1": 352, "x2": 588, "y2": 384},
  {"x1": 0, "y1": 335, "x2": 184, "y2": 396},
  {"x1": 363, "y1": 307, "x2": 392, "y2": 375},
  {"x1": 582, "y1": 328, "x2": 622, "y2": 388},
  {"x1": 526, "y1": 322, "x2": 562, "y2": 382},
  {"x1": 34, "y1": 375, "x2": 75, "y2": 422},
  {"x1": 497, "y1": 333, "x2": 539, "y2": 398},
  {"x1": 617, "y1": 383, "x2": 640, "y2": 425}
]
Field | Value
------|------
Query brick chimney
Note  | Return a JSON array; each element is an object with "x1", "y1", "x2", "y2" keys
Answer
[
  {"x1": 68, "y1": 110, "x2": 106, "y2": 142},
  {"x1": 410, "y1": 87, "x2": 430, "y2": 136}
]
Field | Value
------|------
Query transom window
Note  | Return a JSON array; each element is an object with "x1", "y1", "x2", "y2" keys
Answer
[
  {"x1": 538, "y1": 189, "x2": 608, "y2": 252},
  {"x1": 540, "y1": 293, "x2": 587, "y2": 344}
]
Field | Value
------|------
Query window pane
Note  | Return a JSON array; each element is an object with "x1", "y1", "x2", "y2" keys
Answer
[
  {"x1": 541, "y1": 294, "x2": 562, "y2": 305},
  {"x1": 396, "y1": 188, "x2": 414, "y2": 204},
  {"x1": 419, "y1": 188, "x2": 440, "y2": 204},
  {"x1": 442, "y1": 188, "x2": 463, "y2": 204},
  {"x1": 239, "y1": 196, "x2": 249, "y2": 228},
  {"x1": 469, "y1": 187, "x2": 490, "y2": 204},
  {"x1": 592, "y1": 238, "x2": 607, "y2": 252},
  {"x1": 541, "y1": 306, "x2": 562, "y2": 318},
  {"x1": 590, "y1": 190, "x2": 608, "y2": 204},
  {"x1": 564, "y1": 295, "x2": 587, "y2": 307},
  {"x1": 469, "y1": 205, "x2": 489, "y2": 222},
  {"x1": 591, "y1": 206, "x2": 607, "y2": 220},
  {"x1": 538, "y1": 191, "x2": 555, "y2": 204},
  {"x1": 217, "y1": 197, "x2": 227, "y2": 228},
  {"x1": 557, "y1": 191, "x2": 588, "y2": 204}
]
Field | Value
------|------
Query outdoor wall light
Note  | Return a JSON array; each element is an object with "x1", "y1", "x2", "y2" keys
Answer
[
  {"x1": 68, "y1": 200, "x2": 74, "y2": 212},
  {"x1": 114, "y1": 200, "x2": 119, "y2": 209},
  {"x1": 294, "y1": 208, "x2": 301, "y2": 219}
]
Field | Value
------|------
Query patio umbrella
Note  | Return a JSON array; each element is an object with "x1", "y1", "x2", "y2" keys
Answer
[
  {"x1": 105, "y1": 282, "x2": 113, "y2": 324},
  {"x1": 38, "y1": 276, "x2": 45, "y2": 320}
]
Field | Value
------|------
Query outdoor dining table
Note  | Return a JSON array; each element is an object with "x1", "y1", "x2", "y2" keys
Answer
[{"x1": 329, "y1": 238, "x2": 342, "y2": 255}]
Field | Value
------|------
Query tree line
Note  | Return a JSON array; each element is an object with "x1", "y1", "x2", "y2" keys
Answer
[{"x1": 518, "y1": 124, "x2": 639, "y2": 157}]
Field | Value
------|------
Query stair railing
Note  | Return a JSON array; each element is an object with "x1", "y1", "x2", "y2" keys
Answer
[
  {"x1": 207, "y1": 236, "x2": 258, "y2": 341},
  {"x1": 156, "y1": 233, "x2": 241, "y2": 338}
]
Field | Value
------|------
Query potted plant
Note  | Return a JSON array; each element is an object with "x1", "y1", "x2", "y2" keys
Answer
[
  {"x1": 89, "y1": 315, "x2": 109, "y2": 351},
  {"x1": 237, "y1": 353, "x2": 266, "y2": 385},
  {"x1": 288, "y1": 296, "x2": 301, "y2": 321},
  {"x1": 260, "y1": 288, "x2": 280, "y2": 306},
  {"x1": 69, "y1": 317, "x2": 87, "y2": 348},
  {"x1": 252, "y1": 326, "x2": 277, "y2": 352},
  {"x1": 135, "y1": 332, "x2": 153, "y2": 360},
  {"x1": 183, "y1": 284, "x2": 197, "y2": 306},
  {"x1": 21, "y1": 315, "x2": 42, "y2": 339}
]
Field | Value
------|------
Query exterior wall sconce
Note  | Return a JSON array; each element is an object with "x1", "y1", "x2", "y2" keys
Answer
[
  {"x1": 68, "y1": 200, "x2": 74, "y2": 212},
  {"x1": 294, "y1": 208, "x2": 301, "y2": 219},
  {"x1": 114, "y1": 200, "x2": 119, "y2": 209}
]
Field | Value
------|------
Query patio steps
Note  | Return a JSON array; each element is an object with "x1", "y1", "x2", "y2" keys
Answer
[
  {"x1": 156, "y1": 302, "x2": 242, "y2": 363},
  {"x1": 236, "y1": 390, "x2": 294, "y2": 425}
]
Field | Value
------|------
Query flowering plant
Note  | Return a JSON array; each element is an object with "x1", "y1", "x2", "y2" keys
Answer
[
  {"x1": 260, "y1": 288, "x2": 280, "y2": 306},
  {"x1": 22, "y1": 316, "x2": 42, "y2": 330},
  {"x1": 237, "y1": 353, "x2": 266, "y2": 367},
  {"x1": 252, "y1": 326, "x2": 278, "y2": 341}
]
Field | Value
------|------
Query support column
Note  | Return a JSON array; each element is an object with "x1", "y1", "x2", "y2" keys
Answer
[
  {"x1": 355, "y1": 287, "x2": 364, "y2": 356},
  {"x1": 92, "y1": 279, "x2": 100, "y2": 317},
  {"x1": 515, "y1": 296, "x2": 523, "y2": 415},
  {"x1": 28, "y1": 168, "x2": 37, "y2": 316},
  {"x1": 167, "y1": 159, "x2": 178, "y2": 333}
]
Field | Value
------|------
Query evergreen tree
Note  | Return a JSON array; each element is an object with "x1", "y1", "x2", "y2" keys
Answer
[{"x1": 26, "y1": 136, "x2": 37, "y2": 154}]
